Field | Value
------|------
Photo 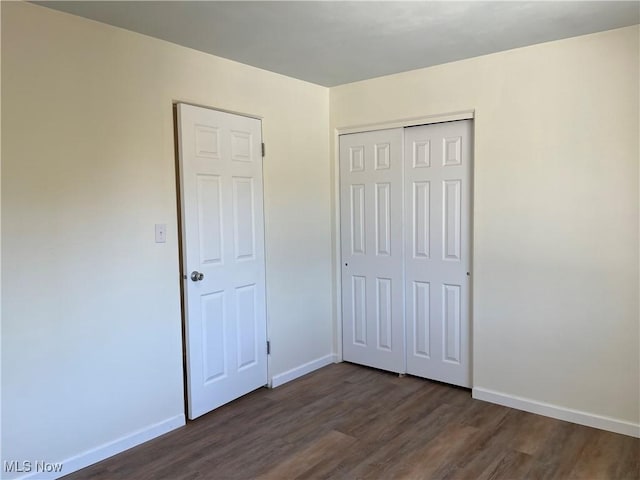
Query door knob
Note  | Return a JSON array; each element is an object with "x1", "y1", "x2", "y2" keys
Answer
[{"x1": 190, "y1": 271, "x2": 205, "y2": 282}]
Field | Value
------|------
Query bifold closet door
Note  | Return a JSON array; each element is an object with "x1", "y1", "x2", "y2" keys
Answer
[
  {"x1": 340, "y1": 129, "x2": 405, "y2": 373},
  {"x1": 404, "y1": 120, "x2": 472, "y2": 388}
]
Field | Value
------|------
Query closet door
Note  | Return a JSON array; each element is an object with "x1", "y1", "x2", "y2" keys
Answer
[
  {"x1": 404, "y1": 120, "x2": 472, "y2": 387},
  {"x1": 340, "y1": 129, "x2": 405, "y2": 373}
]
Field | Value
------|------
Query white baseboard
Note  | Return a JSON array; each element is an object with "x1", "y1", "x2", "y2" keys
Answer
[
  {"x1": 473, "y1": 387, "x2": 640, "y2": 438},
  {"x1": 271, "y1": 353, "x2": 338, "y2": 388},
  {"x1": 15, "y1": 414, "x2": 186, "y2": 480}
]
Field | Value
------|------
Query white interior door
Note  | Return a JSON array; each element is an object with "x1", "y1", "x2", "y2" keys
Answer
[
  {"x1": 340, "y1": 129, "x2": 405, "y2": 373},
  {"x1": 177, "y1": 103, "x2": 267, "y2": 419},
  {"x1": 404, "y1": 120, "x2": 472, "y2": 387}
]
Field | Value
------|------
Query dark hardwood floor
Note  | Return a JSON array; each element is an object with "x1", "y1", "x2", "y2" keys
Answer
[{"x1": 64, "y1": 363, "x2": 639, "y2": 479}]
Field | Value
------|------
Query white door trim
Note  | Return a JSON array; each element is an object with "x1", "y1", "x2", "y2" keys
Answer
[
  {"x1": 172, "y1": 99, "x2": 264, "y2": 121},
  {"x1": 332, "y1": 109, "x2": 476, "y2": 372},
  {"x1": 336, "y1": 110, "x2": 475, "y2": 136}
]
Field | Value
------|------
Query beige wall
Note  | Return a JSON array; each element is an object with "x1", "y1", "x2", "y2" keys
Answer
[
  {"x1": 1, "y1": 1, "x2": 332, "y2": 473},
  {"x1": 331, "y1": 25, "x2": 639, "y2": 426}
]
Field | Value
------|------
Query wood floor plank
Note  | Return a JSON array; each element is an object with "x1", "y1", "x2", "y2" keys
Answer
[
  {"x1": 433, "y1": 407, "x2": 521, "y2": 479},
  {"x1": 568, "y1": 429, "x2": 640, "y2": 480},
  {"x1": 510, "y1": 410, "x2": 558, "y2": 456},
  {"x1": 476, "y1": 450, "x2": 533, "y2": 480},
  {"x1": 339, "y1": 403, "x2": 469, "y2": 479},
  {"x1": 62, "y1": 363, "x2": 640, "y2": 480},
  {"x1": 390, "y1": 424, "x2": 480, "y2": 479},
  {"x1": 256, "y1": 430, "x2": 357, "y2": 480},
  {"x1": 524, "y1": 422, "x2": 596, "y2": 480}
]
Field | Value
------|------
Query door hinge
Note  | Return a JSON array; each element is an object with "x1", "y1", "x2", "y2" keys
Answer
[
  {"x1": 261, "y1": 142, "x2": 265, "y2": 157},
  {"x1": 267, "y1": 340, "x2": 271, "y2": 355}
]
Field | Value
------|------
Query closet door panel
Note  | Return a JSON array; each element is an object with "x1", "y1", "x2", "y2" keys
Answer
[
  {"x1": 404, "y1": 120, "x2": 472, "y2": 387},
  {"x1": 340, "y1": 129, "x2": 405, "y2": 373}
]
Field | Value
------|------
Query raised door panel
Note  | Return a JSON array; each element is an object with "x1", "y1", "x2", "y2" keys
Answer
[
  {"x1": 202, "y1": 291, "x2": 226, "y2": 383},
  {"x1": 412, "y1": 281, "x2": 431, "y2": 359},
  {"x1": 232, "y1": 177, "x2": 256, "y2": 261},
  {"x1": 413, "y1": 140, "x2": 431, "y2": 168},
  {"x1": 197, "y1": 175, "x2": 224, "y2": 265},
  {"x1": 351, "y1": 185, "x2": 366, "y2": 255},
  {"x1": 195, "y1": 125, "x2": 220, "y2": 159},
  {"x1": 443, "y1": 136, "x2": 462, "y2": 166},
  {"x1": 375, "y1": 183, "x2": 391, "y2": 256},
  {"x1": 236, "y1": 284, "x2": 258, "y2": 370},
  {"x1": 413, "y1": 181, "x2": 430, "y2": 259},
  {"x1": 375, "y1": 143, "x2": 391, "y2": 170},
  {"x1": 376, "y1": 277, "x2": 392, "y2": 350},
  {"x1": 442, "y1": 284, "x2": 461, "y2": 364},
  {"x1": 352, "y1": 275, "x2": 367, "y2": 346},
  {"x1": 230, "y1": 130, "x2": 253, "y2": 163},
  {"x1": 350, "y1": 146, "x2": 365, "y2": 172},
  {"x1": 443, "y1": 180, "x2": 461, "y2": 261}
]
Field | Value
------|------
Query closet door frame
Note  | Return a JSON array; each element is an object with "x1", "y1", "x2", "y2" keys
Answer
[{"x1": 333, "y1": 110, "x2": 475, "y2": 380}]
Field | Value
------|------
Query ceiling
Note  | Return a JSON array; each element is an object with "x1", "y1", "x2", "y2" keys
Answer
[{"x1": 35, "y1": 1, "x2": 640, "y2": 87}]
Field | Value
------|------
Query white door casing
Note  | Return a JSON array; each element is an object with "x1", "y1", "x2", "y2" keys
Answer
[
  {"x1": 339, "y1": 129, "x2": 405, "y2": 373},
  {"x1": 177, "y1": 103, "x2": 267, "y2": 419},
  {"x1": 404, "y1": 120, "x2": 472, "y2": 387}
]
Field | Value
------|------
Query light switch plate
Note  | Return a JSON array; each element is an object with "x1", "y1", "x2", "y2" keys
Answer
[{"x1": 155, "y1": 224, "x2": 167, "y2": 243}]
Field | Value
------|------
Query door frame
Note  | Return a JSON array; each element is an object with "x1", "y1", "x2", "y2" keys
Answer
[
  {"x1": 172, "y1": 100, "x2": 271, "y2": 419},
  {"x1": 332, "y1": 109, "x2": 476, "y2": 383}
]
